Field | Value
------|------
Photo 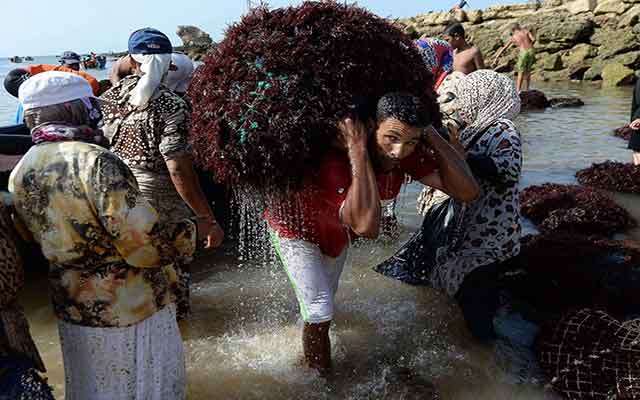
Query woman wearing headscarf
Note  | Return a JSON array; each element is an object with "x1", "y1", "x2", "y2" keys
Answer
[
  {"x1": 101, "y1": 28, "x2": 224, "y2": 321},
  {"x1": 0, "y1": 199, "x2": 54, "y2": 399},
  {"x1": 377, "y1": 70, "x2": 522, "y2": 342},
  {"x1": 440, "y1": 70, "x2": 522, "y2": 342},
  {"x1": 9, "y1": 71, "x2": 196, "y2": 399}
]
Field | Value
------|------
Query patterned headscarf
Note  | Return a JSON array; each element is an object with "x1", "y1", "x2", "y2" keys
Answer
[
  {"x1": 454, "y1": 70, "x2": 521, "y2": 146},
  {"x1": 23, "y1": 98, "x2": 105, "y2": 145},
  {"x1": 414, "y1": 38, "x2": 454, "y2": 90}
]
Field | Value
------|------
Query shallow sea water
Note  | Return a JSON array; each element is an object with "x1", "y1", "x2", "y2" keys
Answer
[{"x1": 12, "y1": 77, "x2": 640, "y2": 399}]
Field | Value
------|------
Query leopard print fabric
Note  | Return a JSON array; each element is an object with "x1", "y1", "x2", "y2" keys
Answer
[
  {"x1": 0, "y1": 201, "x2": 23, "y2": 308},
  {"x1": 431, "y1": 120, "x2": 522, "y2": 296},
  {"x1": 0, "y1": 200, "x2": 46, "y2": 372}
]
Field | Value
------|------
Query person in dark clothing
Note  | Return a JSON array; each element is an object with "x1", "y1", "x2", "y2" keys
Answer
[{"x1": 629, "y1": 79, "x2": 640, "y2": 165}]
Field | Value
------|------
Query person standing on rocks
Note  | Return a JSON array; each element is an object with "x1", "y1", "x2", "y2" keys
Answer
[
  {"x1": 493, "y1": 23, "x2": 536, "y2": 92},
  {"x1": 443, "y1": 23, "x2": 485, "y2": 75},
  {"x1": 628, "y1": 77, "x2": 640, "y2": 165}
]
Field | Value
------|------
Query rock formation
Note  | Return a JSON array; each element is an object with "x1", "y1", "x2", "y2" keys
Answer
[
  {"x1": 176, "y1": 25, "x2": 214, "y2": 61},
  {"x1": 400, "y1": 0, "x2": 640, "y2": 85}
]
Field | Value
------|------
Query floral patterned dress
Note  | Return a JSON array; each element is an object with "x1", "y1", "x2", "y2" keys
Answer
[{"x1": 9, "y1": 141, "x2": 195, "y2": 328}]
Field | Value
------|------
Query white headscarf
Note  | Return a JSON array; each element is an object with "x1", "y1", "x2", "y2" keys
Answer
[
  {"x1": 166, "y1": 53, "x2": 194, "y2": 93},
  {"x1": 129, "y1": 53, "x2": 172, "y2": 108},
  {"x1": 455, "y1": 70, "x2": 521, "y2": 146}
]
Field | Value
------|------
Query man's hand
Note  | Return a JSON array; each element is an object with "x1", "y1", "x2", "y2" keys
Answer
[
  {"x1": 630, "y1": 119, "x2": 640, "y2": 130},
  {"x1": 196, "y1": 218, "x2": 224, "y2": 249},
  {"x1": 337, "y1": 118, "x2": 369, "y2": 151}
]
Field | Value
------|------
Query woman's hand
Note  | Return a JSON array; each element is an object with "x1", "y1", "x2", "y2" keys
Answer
[
  {"x1": 196, "y1": 217, "x2": 224, "y2": 249},
  {"x1": 630, "y1": 119, "x2": 640, "y2": 130}
]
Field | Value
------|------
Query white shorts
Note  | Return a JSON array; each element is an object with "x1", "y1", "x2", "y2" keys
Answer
[{"x1": 270, "y1": 232, "x2": 348, "y2": 324}]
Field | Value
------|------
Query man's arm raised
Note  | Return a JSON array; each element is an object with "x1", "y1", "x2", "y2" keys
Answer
[{"x1": 338, "y1": 118, "x2": 381, "y2": 239}]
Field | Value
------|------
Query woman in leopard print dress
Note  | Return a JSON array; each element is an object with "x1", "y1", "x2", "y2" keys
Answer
[
  {"x1": 0, "y1": 198, "x2": 54, "y2": 399},
  {"x1": 433, "y1": 70, "x2": 522, "y2": 342}
]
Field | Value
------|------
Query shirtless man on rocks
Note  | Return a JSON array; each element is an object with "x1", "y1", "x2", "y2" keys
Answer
[
  {"x1": 443, "y1": 23, "x2": 485, "y2": 75},
  {"x1": 494, "y1": 23, "x2": 536, "y2": 92}
]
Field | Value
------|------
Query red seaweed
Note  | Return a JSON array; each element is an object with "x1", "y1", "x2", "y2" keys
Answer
[
  {"x1": 576, "y1": 161, "x2": 640, "y2": 194},
  {"x1": 612, "y1": 125, "x2": 633, "y2": 141},
  {"x1": 188, "y1": 1, "x2": 439, "y2": 191},
  {"x1": 520, "y1": 183, "x2": 636, "y2": 235}
]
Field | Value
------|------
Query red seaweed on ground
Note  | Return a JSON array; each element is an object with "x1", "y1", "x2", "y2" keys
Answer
[
  {"x1": 520, "y1": 183, "x2": 636, "y2": 235},
  {"x1": 188, "y1": 1, "x2": 439, "y2": 190},
  {"x1": 507, "y1": 232, "x2": 640, "y2": 316},
  {"x1": 612, "y1": 125, "x2": 633, "y2": 141},
  {"x1": 576, "y1": 161, "x2": 640, "y2": 194}
]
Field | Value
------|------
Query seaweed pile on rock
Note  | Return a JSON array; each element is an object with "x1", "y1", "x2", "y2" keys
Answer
[
  {"x1": 188, "y1": 1, "x2": 438, "y2": 191},
  {"x1": 612, "y1": 125, "x2": 633, "y2": 141},
  {"x1": 505, "y1": 183, "x2": 639, "y2": 321},
  {"x1": 519, "y1": 183, "x2": 636, "y2": 235},
  {"x1": 576, "y1": 161, "x2": 640, "y2": 194}
]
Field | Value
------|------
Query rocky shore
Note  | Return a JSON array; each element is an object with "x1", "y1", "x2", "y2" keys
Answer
[
  {"x1": 102, "y1": 25, "x2": 215, "y2": 61},
  {"x1": 401, "y1": 0, "x2": 640, "y2": 86}
]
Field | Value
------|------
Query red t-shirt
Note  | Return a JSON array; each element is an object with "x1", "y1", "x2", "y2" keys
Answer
[{"x1": 266, "y1": 147, "x2": 438, "y2": 257}]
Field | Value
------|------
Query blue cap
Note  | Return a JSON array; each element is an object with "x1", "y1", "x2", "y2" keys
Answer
[{"x1": 128, "y1": 28, "x2": 172, "y2": 55}]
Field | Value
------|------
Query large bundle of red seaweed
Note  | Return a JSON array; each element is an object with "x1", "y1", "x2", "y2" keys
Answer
[
  {"x1": 520, "y1": 183, "x2": 636, "y2": 235},
  {"x1": 576, "y1": 161, "x2": 640, "y2": 194},
  {"x1": 188, "y1": 1, "x2": 439, "y2": 190}
]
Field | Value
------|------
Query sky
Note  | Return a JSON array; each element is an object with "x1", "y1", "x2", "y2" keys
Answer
[{"x1": 0, "y1": 0, "x2": 524, "y2": 57}]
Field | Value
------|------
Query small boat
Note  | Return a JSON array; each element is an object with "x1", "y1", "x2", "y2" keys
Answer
[
  {"x1": 81, "y1": 55, "x2": 106, "y2": 69},
  {"x1": 24, "y1": 56, "x2": 34, "y2": 61},
  {"x1": 9, "y1": 56, "x2": 23, "y2": 63}
]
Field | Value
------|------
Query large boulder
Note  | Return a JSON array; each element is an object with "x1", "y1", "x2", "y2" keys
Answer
[
  {"x1": 451, "y1": 8, "x2": 468, "y2": 22},
  {"x1": 536, "y1": 16, "x2": 594, "y2": 46},
  {"x1": 614, "y1": 50, "x2": 640, "y2": 69},
  {"x1": 594, "y1": 0, "x2": 632, "y2": 14},
  {"x1": 520, "y1": 90, "x2": 550, "y2": 110},
  {"x1": 482, "y1": 3, "x2": 540, "y2": 19},
  {"x1": 583, "y1": 60, "x2": 606, "y2": 80},
  {"x1": 466, "y1": 24, "x2": 506, "y2": 56},
  {"x1": 548, "y1": 96, "x2": 585, "y2": 107},
  {"x1": 176, "y1": 25, "x2": 213, "y2": 48},
  {"x1": 591, "y1": 29, "x2": 640, "y2": 59},
  {"x1": 618, "y1": 4, "x2": 640, "y2": 27},
  {"x1": 543, "y1": 53, "x2": 564, "y2": 70},
  {"x1": 562, "y1": 43, "x2": 597, "y2": 67},
  {"x1": 601, "y1": 62, "x2": 636, "y2": 86},
  {"x1": 564, "y1": 0, "x2": 598, "y2": 14},
  {"x1": 467, "y1": 10, "x2": 484, "y2": 24}
]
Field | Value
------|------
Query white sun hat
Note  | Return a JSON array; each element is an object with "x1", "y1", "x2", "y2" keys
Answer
[{"x1": 18, "y1": 71, "x2": 95, "y2": 111}]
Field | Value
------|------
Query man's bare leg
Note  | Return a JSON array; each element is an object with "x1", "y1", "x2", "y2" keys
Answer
[
  {"x1": 633, "y1": 152, "x2": 640, "y2": 166},
  {"x1": 303, "y1": 321, "x2": 332, "y2": 372},
  {"x1": 523, "y1": 72, "x2": 531, "y2": 91},
  {"x1": 516, "y1": 72, "x2": 523, "y2": 92}
]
